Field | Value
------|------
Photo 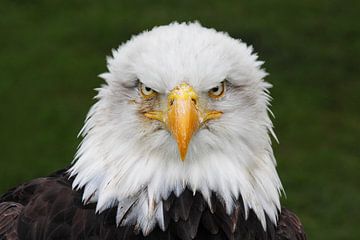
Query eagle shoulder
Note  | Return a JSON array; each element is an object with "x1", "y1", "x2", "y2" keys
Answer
[
  {"x1": 0, "y1": 169, "x2": 83, "y2": 240},
  {"x1": 0, "y1": 172, "x2": 64, "y2": 240},
  {"x1": 0, "y1": 169, "x2": 136, "y2": 240}
]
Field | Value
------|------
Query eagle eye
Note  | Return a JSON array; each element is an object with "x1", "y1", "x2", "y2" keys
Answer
[
  {"x1": 140, "y1": 83, "x2": 157, "y2": 98},
  {"x1": 208, "y1": 81, "x2": 225, "y2": 98}
]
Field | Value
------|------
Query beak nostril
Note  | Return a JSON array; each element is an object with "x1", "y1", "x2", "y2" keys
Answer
[
  {"x1": 169, "y1": 99, "x2": 174, "y2": 106},
  {"x1": 191, "y1": 98, "x2": 197, "y2": 105}
]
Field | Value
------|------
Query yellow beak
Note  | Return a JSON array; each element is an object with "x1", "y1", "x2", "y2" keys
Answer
[
  {"x1": 144, "y1": 83, "x2": 222, "y2": 161},
  {"x1": 167, "y1": 83, "x2": 200, "y2": 161}
]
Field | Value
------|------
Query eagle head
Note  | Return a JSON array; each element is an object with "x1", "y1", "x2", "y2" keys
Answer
[{"x1": 70, "y1": 22, "x2": 282, "y2": 234}]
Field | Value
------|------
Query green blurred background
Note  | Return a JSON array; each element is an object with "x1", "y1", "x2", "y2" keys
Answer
[{"x1": 1, "y1": 0, "x2": 359, "y2": 239}]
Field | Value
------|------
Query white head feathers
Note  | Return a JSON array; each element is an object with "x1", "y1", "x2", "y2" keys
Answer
[{"x1": 69, "y1": 22, "x2": 283, "y2": 234}]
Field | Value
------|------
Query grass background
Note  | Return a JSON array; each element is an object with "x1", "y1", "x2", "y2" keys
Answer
[{"x1": 1, "y1": 0, "x2": 359, "y2": 239}]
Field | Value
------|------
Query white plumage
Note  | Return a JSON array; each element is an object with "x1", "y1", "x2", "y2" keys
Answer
[{"x1": 69, "y1": 22, "x2": 283, "y2": 235}]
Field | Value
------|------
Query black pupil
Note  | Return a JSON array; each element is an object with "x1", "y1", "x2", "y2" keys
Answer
[
  {"x1": 212, "y1": 86, "x2": 219, "y2": 92},
  {"x1": 145, "y1": 87, "x2": 152, "y2": 92}
]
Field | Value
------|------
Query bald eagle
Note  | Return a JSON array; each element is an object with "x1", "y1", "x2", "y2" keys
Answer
[{"x1": 0, "y1": 22, "x2": 306, "y2": 240}]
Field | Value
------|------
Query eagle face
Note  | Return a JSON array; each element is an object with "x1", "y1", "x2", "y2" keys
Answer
[{"x1": 70, "y1": 22, "x2": 282, "y2": 233}]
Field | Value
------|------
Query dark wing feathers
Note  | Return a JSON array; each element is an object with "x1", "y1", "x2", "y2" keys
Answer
[
  {"x1": 187, "y1": 205, "x2": 203, "y2": 238},
  {"x1": 174, "y1": 190, "x2": 193, "y2": 221},
  {"x1": 163, "y1": 193, "x2": 175, "y2": 212},
  {"x1": 201, "y1": 209, "x2": 219, "y2": 235},
  {"x1": 0, "y1": 168, "x2": 306, "y2": 240},
  {"x1": 0, "y1": 202, "x2": 23, "y2": 240},
  {"x1": 213, "y1": 197, "x2": 235, "y2": 240},
  {"x1": 275, "y1": 208, "x2": 307, "y2": 240}
]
